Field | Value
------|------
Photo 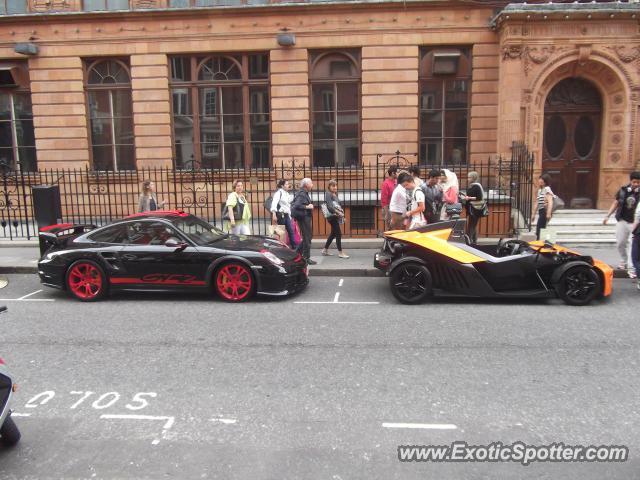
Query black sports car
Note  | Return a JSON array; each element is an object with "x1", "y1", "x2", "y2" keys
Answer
[
  {"x1": 38, "y1": 210, "x2": 308, "y2": 302},
  {"x1": 374, "y1": 219, "x2": 613, "y2": 306}
]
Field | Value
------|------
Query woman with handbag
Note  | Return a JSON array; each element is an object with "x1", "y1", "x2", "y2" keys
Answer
[
  {"x1": 321, "y1": 180, "x2": 349, "y2": 258},
  {"x1": 463, "y1": 171, "x2": 487, "y2": 244},
  {"x1": 531, "y1": 174, "x2": 555, "y2": 241},
  {"x1": 225, "y1": 179, "x2": 252, "y2": 235},
  {"x1": 271, "y1": 179, "x2": 297, "y2": 249},
  {"x1": 440, "y1": 169, "x2": 460, "y2": 220},
  {"x1": 138, "y1": 179, "x2": 167, "y2": 213}
]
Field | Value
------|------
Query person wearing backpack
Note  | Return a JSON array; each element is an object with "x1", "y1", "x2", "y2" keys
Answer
[
  {"x1": 270, "y1": 179, "x2": 296, "y2": 249},
  {"x1": 420, "y1": 169, "x2": 443, "y2": 225},
  {"x1": 291, "y1": 178, "x2": 316, "y2": 265},
  {"x1": 399, "y1": 172, "x2": 426, "y2": 229},
  {"x1": 462, "y1": 171, "x2": 487, "y2": 244}
]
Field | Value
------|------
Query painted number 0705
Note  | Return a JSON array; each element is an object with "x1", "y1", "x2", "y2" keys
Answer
[{"x1": 24, "y1": 391, "x2": 157, "y2": 411}]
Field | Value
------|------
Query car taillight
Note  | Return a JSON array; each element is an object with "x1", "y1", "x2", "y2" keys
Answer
[{"x1": 0, "y1": 358, "x2": 4, "y2": 365}]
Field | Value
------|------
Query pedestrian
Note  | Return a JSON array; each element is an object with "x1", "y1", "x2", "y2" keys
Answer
[
  {"x1": 380, "y1": 165, "x2": 398, "y2": 231},
  {"x1": 389, "y1": 170, "x2": 410, "y2": 230},
  {"x1": 408, "y1": 165, "x2": 423, "y2": 188},
  {"x1": 462, "y1": 171, "x2": 486, "y2": 244},
  {"x1": 225, "y1": 179, "x2": 252, "y2": 235},
  {"x1": 138, "y1": 179, "x2": 167, "y2": 213},
  {"x1": 632, "y1": 199, "x2": 640, "y2": 290},
  {"x1": 531, "y1": 174, "x2": 555, "y2": 241},
  {"x1": 603, "y1": 171, "x2": 640, "y2": 278},
  {"x1": 440, "y1": 169, "x2": 460, "y2": 220},
  {"x1": 421, "y1": 169, "x2": 443, "y2": 225},
  {"x1": 321, "y1": 180, "x2": 349, "y2": 258},
  {"x1": 399, "y1": 172, "x2": 426, "y2": 229},
  {"x1": 291, "y1": 177, "x2": 316, "y2": 265},
  {"x1": 270, "y1": 179, "x2": 297, "y2": 249}
]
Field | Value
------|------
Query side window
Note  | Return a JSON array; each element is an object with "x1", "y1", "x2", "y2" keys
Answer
[
  {"x1": 88, "y1": 225, "x2": 127, "y2": 244},
  {"x1": 125, "y1": 222, "x2": 180, "y2": 246}
]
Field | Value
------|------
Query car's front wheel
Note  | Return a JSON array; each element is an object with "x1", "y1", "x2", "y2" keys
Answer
[
  {"x1": 214, "y1": 263, "x2": 255, "y2": 302},
  {"x1": 65, "y1": 260, "x2": 108, "y2": 302},
  {"x1": 556, "y1": 265, "x2": 601, "y2": 306},
  {"x1": 390, "y1": 262, "x2": 432, "y2": 304},
  {"x1": 0, "y1": 415, "x2": 21, "y2": 447}
]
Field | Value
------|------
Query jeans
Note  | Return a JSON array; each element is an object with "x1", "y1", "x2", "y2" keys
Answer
[
  {"x1": 536, "y1": 208, "x2": 547, "y2": 240},
  {"x1": 279, "y1": 214, "x2": 297, "y2": 249},
  {"x1": 296, "y1": 216, "x2": 313, "y2": 260},
  {"x1": 616, "y1": 219, "x2": 635, "y2": 273},
  {"x1": 467, "y1": 213, "x2": 480, "y2": 245},
  {"x1": 632, "y1": 234, "x2": 640, "y2": 277},
  {"x1": 324, "y1": 216, "x2": 342, "y2": 251}
]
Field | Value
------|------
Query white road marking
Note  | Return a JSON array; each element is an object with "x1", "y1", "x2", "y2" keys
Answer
[
  {"x1": 100, "y1": 414, "x2": 175, "y2": 430},
  {"x1": 333, "y1": 292, "x2": 340, "y2": 303},
  {"x1": 10, "y1": 412, "x2": 31, "y2": 417},
  {"x1": 100, "y1": 414, "x2": 175, "y2": 445},
  {"x1": 0, "y1": 298, "x2": 55, "y2": 302},
  {"x1": 382, "y1": 422, "x2": 458, "y2": 430},
  {"x1": 338, "y1": 278, "x2": 344, "y2": 287},
  {"x1": 209, "y1": 418, "x2": 237, "y2": 425},
  {"x1": 294, "y1": 301, "x2": 380, "y2": 305},
  {"x1": 18, "y1": 289, "x2": 43, "y2": 300}
]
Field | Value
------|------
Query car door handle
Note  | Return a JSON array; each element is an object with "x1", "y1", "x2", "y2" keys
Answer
[{"x1": 122, "y1": 254, "x2": 137, "y2": 261}]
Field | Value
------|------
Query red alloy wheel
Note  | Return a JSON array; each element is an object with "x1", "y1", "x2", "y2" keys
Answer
[
  {"x1": 215, "y1": 263, "x2": 253, "y2": 302},
  {"x1": 67, "y1": 262, "x2": 104, "y2": 301}
]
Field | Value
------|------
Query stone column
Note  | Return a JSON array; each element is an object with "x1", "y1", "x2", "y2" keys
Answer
[
  {"x1": 29, "y1": 56, "x2": 89, "y2": 169},
  {"x1": 361, "y1": 46, "x2": 419, "y2": 165},
  {"x1": 270, "y1": 48, "x2": 310, "y2": 167},
  {"x1": 130, "y1": 54, "x2": 172, "y2": 168}
]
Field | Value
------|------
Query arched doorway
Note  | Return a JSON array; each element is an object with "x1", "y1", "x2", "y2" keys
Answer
[{"x1": 542, "y1": 78, "x2": 602, "y2": 209}]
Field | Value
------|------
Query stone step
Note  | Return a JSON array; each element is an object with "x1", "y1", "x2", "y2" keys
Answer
[
  {"x1": 555, "y1": 231, "x2": 616, "y2": 239},
  {"x1": 553, "y1": 238, "x2": 617, "y2": 247}
]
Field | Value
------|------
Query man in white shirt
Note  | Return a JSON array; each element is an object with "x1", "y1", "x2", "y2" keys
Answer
[
  {"x1": 400, "y1": 173, "x2": 426, "y2": 229},
  {"x1": 389, "y1": 171, "x2": 410, "y2": 230}
]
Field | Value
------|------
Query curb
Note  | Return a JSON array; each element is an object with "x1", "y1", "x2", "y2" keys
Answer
[{"x1": 0, "y1": 265, "x2": 629, "y2": 278}]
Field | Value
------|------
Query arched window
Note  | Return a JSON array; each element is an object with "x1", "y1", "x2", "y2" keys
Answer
[
  {"x1": 310, "y1": 51, "x2": 360, "y2": 167},
  {"x1": 0, "y1": 62, "x2": 37, "y2": 171},
  {"x1": 85, "y1": 59, "x2": 135, "y2": 171},
  {"x1": 169, "y1": 53, "x2": 270, "y2": 170},
  {"x1": 419, "y1": 47, "x2": 470, "y2": 165}
]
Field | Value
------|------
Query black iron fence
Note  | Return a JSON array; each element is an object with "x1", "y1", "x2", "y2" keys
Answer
[{"x1": 0, "y1": 143, "x2": 534, "y2": 240}]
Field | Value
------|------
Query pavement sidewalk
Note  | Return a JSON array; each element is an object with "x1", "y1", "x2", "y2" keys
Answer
[{"x1": 0, "y1": 242, "x2": 630, "y2": 278}]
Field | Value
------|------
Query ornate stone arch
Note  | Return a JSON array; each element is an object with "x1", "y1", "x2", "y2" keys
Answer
[{"x1": 523, "y1": 50, "x2": 636, "y2": 207}]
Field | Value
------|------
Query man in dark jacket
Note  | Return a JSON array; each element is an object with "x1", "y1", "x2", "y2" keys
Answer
[
  {"x1": 291, "y1": 178, "x2": 316, "y2": 264},
  {"x1": 420, "y1": 169, "x2": 443, "y2": 225}
]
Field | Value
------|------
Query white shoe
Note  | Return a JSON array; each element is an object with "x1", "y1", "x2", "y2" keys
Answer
[
  {"x1": 338, "y1": 252, "x2": 349, "y2": 259},
  {"x1": 321, "y1": 249, "x2": 333, "y2": 256}
]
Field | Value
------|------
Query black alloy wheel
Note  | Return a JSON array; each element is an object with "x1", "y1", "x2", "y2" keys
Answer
[{"x1": 389, "y1": 262, "x2": 432, "y2": 305}]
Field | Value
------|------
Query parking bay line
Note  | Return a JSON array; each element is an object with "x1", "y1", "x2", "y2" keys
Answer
[
  {"x1": 0, "y1": 298, "x2": 55, "y2": 302},
  {"x1": 294, "y1": 301, "x2": 380, "y2": 305},
  {"x1": 382, "y1": 422, "x2": 458, "y2": 430},
  {"x1": 18, "y1": 289, "x2": 43, "y2": 300}
]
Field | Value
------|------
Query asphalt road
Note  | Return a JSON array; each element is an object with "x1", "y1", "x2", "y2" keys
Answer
[{"x1": 0, "y1": 274, "x2": 639, "y2": 479}]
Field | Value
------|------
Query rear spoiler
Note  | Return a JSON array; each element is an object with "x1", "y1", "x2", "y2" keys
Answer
[{"x1": 38, "y1": 223, "x2": 96, "y2": 256}]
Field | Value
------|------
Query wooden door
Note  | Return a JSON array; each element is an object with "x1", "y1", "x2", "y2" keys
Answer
[{"x1": 542, "y1": 78, "x2": 602, "y2": 209}]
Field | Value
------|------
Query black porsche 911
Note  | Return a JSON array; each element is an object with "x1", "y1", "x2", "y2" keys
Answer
[{"x1": 37, "y1": 210, "x2": 308, "y2": 302}]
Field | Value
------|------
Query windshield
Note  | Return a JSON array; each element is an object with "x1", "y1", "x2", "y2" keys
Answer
[{"x1": 171, "y1": 216, "x2": 227, "y2": 245}]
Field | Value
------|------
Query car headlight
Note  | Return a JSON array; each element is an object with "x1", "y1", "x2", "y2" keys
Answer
[{"x1": 260, "y1": 250, "x2": 284, "y2": 266}]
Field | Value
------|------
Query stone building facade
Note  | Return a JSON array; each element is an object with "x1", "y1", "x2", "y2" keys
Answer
[{"x1": 0, "y1": 1, "x2": 639, "y2": 209}]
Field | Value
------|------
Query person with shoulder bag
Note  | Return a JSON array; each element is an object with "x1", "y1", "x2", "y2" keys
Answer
[
  {"x1": 462, "y1": 171, "x2": 488, "y2": 245},
  {"x1": 270, "y1": 179, "x2": 296, "y2": 249},
  {"x1": 291, "y1": 178, "x2": 316, "y2": 264},
  {"x1": 224, "y1": 179, "x2": 252, "y2": 235},
  {"x1": 321, "y1": 179, "x2": 349, "y2": 258}
]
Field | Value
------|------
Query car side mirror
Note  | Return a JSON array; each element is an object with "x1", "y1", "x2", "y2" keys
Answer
[{"x1": 165, "y1": 239, "x2": 188, "y2": 251}]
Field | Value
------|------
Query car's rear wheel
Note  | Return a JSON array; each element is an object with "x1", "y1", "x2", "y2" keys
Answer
[
  {"x1": 0, "y1": 415, "x2": 21, "y2": 447},
  {"x1": 390, "y1": 262, "x2": 432, "y2": 304},
  {"x1": 66, "y1": 260, "x2": 107, "y2": 302},
  {"x1": 556, "y1": 265, "x2": 601, "y2": 306},
  {"x1": 215, "y1": 263, "x2": 255, "y2": 302}
]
